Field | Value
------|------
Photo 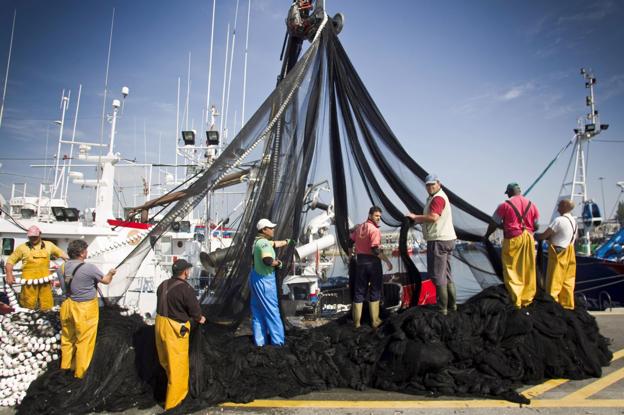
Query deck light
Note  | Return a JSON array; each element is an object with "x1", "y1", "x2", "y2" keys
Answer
[
  {"x1": 181, "y1": 130, "x2": 196, "y2": 146},
  {"x1": 206, "y1": 130, "x2": 219, "y2": 146}
]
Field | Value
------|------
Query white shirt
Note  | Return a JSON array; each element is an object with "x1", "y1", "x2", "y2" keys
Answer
[{"x1": 548, "y1": 213, "x2": 577, "y2": 248}]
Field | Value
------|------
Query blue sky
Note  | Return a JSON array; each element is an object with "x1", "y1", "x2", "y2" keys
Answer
[{"x1": 0, "y1": 0, "x2": 623, "y2": 224}]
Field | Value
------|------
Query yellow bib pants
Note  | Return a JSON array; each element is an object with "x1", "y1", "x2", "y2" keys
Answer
[
  {"x1": 155, "y1": 314, "x2": 191, "y2": 410},
  {"x1": 59, "y1": 297, "x2": 99, "y2": 378},
  {"x1": 502, "y1": 230, "x2": 537, "y2": 308},
  {"x1": 20, "y1": 283, "x2": 54, "y2": 311},
  {"x1": 546, "y1": 244, "x2": 577, "y2": 309}
]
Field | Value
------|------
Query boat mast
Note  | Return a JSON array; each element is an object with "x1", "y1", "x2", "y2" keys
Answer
[
  {"x1": 185, "y1": 52, "x2": 191, "y2": 131},
  {"x1": 95, "y1": 97, "x2": 122, "y2": 226},
  {"x1": 556, "y1": 68, "x2": 609, "y2": 255},
  {"x1": 206, "y1": 0, "x2": 216, "y2": 128},
  {"x1": 219, "y1": 22, "x2": 230, "y2": 140},
  {"x1": 64, "y1": 84, "x2": 82, "y2": 201},
  {"x1": 175, "y1": 76, "x2": 180, "y2": 183},
  {"x1": 0, "y1": 9, "x2": 16, "y2": 129},
  {"x1": 99, "y1": 8, "x2": 115, "y2": 148},
  {"x1": 52, "y1": 90, "x2": 70, "y2": 199},
  {"x1": 224, "y1": 0, "x2": 240, "y2": 142},
  {"x1": 241, "y1": 0, "x2": 251, "y2": 129}
]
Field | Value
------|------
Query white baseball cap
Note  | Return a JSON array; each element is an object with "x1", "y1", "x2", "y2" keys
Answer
[
  {"x1": 425, "y1": 173, "x2": 440, "y2": 185},
  {"x1": 256, "y1": 218, "x2": 277, "y2": 231}
]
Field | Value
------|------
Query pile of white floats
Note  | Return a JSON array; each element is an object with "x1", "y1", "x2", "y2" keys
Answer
[{"x1": 0, "y1": 305, "x2": 61, "y2": 407}]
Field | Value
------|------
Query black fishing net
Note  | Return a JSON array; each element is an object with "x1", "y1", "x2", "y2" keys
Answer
[
  {"x1": 18, "y1": 286, "x2": 612, "y2": 414},
  {"x1": 110, "y1": 18, "x2": 501, "y2": 324},
  {"x1": 19, "y1": 12, "x2": 614, "y2": 415}
]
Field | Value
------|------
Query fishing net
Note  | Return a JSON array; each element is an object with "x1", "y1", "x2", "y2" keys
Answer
[
  {"x1": 110, "y1": 18, "x2": 501, "y2": 323},
  {"x1": 18, "y1": 287, "x2": 612, "y2": 414},
  {"x1": 17, "y1": 13, "x2": 614, "y2": 414}
]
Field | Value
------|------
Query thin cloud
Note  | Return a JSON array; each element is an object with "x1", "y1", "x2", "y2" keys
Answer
[
  {"x1": 557, "y1": 1, "x2": 614, "y2": 24},
  {"x1": 526, "y1": 2, "x2": 615, "y2": 57},
  {"x1": 253, "y1": 0, "x2": 283, "y2": 21},
  {"x1": 601, "y1": 74, "x2": 624, "y2": 101}
]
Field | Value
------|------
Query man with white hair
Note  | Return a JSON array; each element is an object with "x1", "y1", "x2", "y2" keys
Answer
[
  {"x1": 249, "y1": 218, "x2": 294, "y2": 346},
  {"x1": 5, "y1": 225, "x2": 68, "y2": 310},
  {"x1": 536, "y1": 199, "x2": 577, "y2": 309}
]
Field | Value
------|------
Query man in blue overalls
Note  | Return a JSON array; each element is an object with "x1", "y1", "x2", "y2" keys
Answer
[{"x1": 249, "y1": 218, "x2": 294, "y2": 346}]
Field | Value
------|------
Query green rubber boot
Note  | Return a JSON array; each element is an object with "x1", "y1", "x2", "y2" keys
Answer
[
  {"x1": 437, "y1": 284, "x2": 448, "y2": 315},
  {"x1": 448, "y1": 282, "x2": 457, "y2": 312}
]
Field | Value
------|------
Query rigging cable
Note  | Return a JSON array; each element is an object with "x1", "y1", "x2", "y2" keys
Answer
[{"x1": 524, "y1": 135, "x2": 575, "y2": 196}]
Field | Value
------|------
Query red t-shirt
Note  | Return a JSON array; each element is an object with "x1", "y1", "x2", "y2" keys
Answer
[
  {"x1": 494, "y1": 195, "x2": 539, "y2": 239},
  {"x1": 350, "y1": 219, "x2": 381, "y2": 255},
  {"x1": 428, "y1": 196, "x2": 446, "y2": 216}
]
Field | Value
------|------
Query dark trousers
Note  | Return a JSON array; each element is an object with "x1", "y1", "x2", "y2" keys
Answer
[
  {"x1": 426, "y1": 240, "x2": 455, "y2": 286},
  {"x1": 353, "y1": 254, "x2": 383, "y2": 303}
]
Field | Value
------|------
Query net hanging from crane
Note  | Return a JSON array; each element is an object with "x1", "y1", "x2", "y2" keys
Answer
[
  {"x1": 17, "y1": 17, "x2": 613, "y2": 415},
  {"x1": 111, "y1": 21, "x2": 501, "y2": 323}
]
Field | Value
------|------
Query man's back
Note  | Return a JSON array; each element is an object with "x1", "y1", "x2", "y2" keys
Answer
[
  {"x1": 495, "y1": 195, "x2": 539, "y2": 238},
  {"x1": 351, "y1": 220, "x2": 380, "y2": 255},
  {"x1": 156, "y1": 278, "x2": 201, "y2": 323}
]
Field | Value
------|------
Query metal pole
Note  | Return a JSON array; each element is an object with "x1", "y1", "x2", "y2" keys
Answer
[
  {"x1": 224, "y1": 0, "x2": 240, "y2": 139},
  {"x1": 241, "y1": 0, "x2": 251, "y2": 129},
  {"x1": 64, "y1": 84, "x2": 82, "y2": 200},
  {"x1": 206, "y1": 0, "x2": 216, "y2": 127},
  {"x1": 599, "y1": 176, "x2": 606, "y2": 220},
  {"x1": 219, "y1": 23, "x2": 230, "y2": 138},
  {"x1": 186, "y1": 52, "x2": 191, "y2": 130},
  {"x1": 0, "y1": 10, "x2": 16, "y2": 129},
  {"x1": 53, "y1": 92, "x2": 69, "y2": 198},
  {"x1": 175, "y1": 77, "x2": 180, "y2": 183},
  {"x1": 99, "y1": 8, "x2": 115, "y2": 147},
  {"x1": 109, "y1": 103, "x2": 119, "y2": 155}
]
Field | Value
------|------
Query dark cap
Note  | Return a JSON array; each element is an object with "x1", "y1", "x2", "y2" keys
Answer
[
  {"x1": 172, "y1": 259, "x2": 193, "y2": 276},
  {"x1": 505, "y1": 182, "x2": 521, "y2": 195}
]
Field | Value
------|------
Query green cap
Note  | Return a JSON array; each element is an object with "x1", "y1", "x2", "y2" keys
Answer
[{"x1": 505, "y1": 182, "x2": 521, "y2": 195}]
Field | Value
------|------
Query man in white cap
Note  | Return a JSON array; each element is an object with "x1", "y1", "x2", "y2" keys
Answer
[
  {"x1": 407, "y1": 174, "x2": 458, "y2": 315},
  {"x1": 249, "y1": 218, "x2": 294, "y2": 346},
  {"x1": 5, "y1": 225, "x2": 68, "y2": 310}
]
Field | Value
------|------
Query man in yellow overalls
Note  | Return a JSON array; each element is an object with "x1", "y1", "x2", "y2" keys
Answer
[
  {"x1": 536, "y1": 199, "x2": 577, "y2": 309},
  {"x1": 5, "y1": 226, "x2": 68, "y2": 310},
  {"x1": 486, "y1": 183, "x2": 540, "y2": 309},
  {"x1": 155, "y1": 259, "x2": 205, "y2": 410},
  {"x1": 58, "y1": 239, "x2": 116, "y2": 378}
]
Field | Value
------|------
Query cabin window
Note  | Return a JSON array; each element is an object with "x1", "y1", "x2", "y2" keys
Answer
[{"x1": 2, "y1": 238, "x2": 15, "y2": 255}]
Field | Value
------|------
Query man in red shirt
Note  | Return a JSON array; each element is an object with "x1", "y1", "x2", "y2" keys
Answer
[
  {"x1": 407, "y1": 174, "x2": 457, "y2": 315},
  {"x1": 486, "y1": 183, "x2": 540, "y2": 309},
  {"x1": 350, "y1": 206, "x2": 392, "y2": 328}
]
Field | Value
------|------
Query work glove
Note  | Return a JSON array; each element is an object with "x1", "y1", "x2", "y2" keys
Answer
[{"x1": 286, "y1": 238, "x2": 296, "y2": 247}]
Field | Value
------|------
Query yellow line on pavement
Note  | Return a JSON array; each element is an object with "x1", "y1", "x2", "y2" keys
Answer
[
  {"x1": 221, "y1": 399, "x2": 624, "y2": 409},
  {"x1": 521, "y1": 347, "x2": 624, "y2": 399},
  {"x1": 521, "y1": 379, "x2": 568, "y2": 398},
  {"x1": 564, "y1": 366, "x2": 624, "y2": 400}
]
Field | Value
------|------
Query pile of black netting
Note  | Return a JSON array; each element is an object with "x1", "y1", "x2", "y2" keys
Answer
[{"x1": 18, "y1": 285, "x2": 612, "y2": 414}]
